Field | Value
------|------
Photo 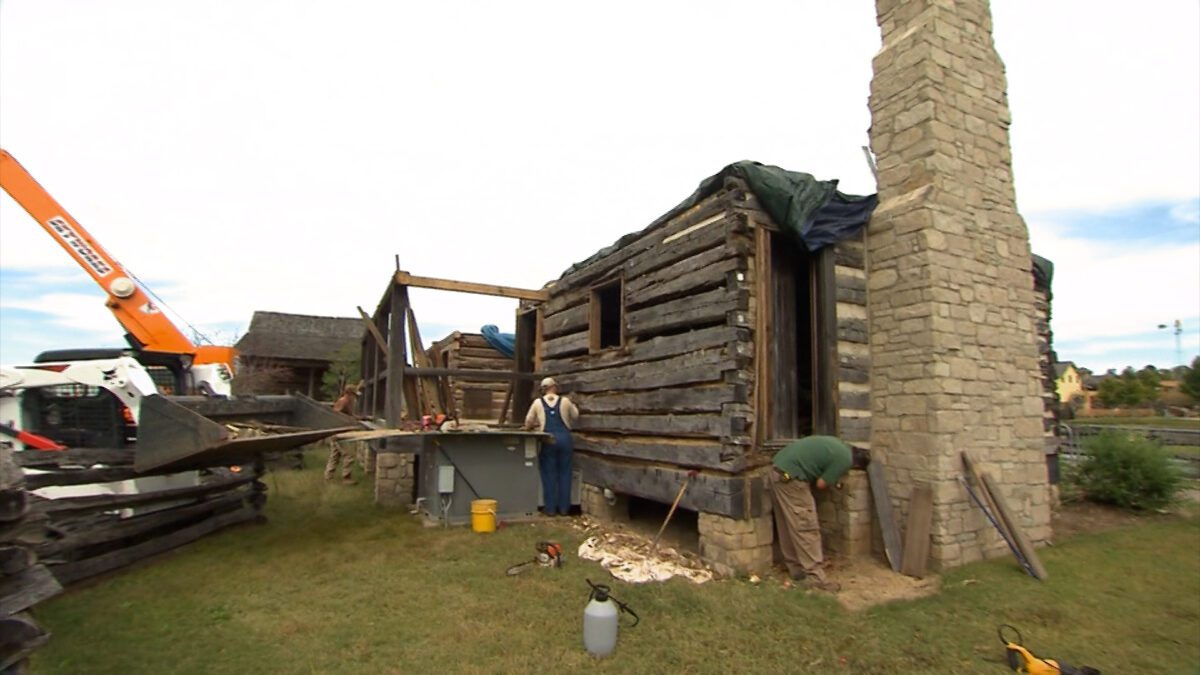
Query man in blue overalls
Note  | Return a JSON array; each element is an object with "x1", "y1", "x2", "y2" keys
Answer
[{"x1": 523, "y1": 377, "x2": 580, "y2": 516}]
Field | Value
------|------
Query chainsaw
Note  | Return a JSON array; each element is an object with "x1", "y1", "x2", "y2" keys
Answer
[
  {"x1": 505, "y1": 541, "x2": 564, "y2": 576},
  {"x1": 999, "y1": 625, "x2": 1100, "y2": 674}
]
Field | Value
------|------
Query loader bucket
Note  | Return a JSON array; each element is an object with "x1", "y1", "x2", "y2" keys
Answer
[{"x1": 134, "y1": 394, "x2": 359, "y2": 473}]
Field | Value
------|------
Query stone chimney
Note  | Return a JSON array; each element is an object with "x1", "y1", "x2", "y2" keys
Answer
[{"x1": 866, "y1": 0, "x2": 1051, "y2": 569}]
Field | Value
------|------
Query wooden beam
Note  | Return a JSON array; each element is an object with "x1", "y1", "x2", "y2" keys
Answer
[
  {"x1": 394, "y1": 271, "x2": 548, "y2": 301},
  {"x1": 404, "y1": 367, "x2": 543, "y2": 381},
  {"x1": 357, "y1": 306, "x2": 389, "y2": 362},
  {"x1": 387, "y1": 285, "x2": 409, "y2": 424},
  {"x1": 406, "y1": 305, "x2": 444, "y2": 416}
]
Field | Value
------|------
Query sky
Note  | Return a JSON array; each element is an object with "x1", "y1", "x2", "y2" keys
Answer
[{"x1": 1, "y1": 0, "x2": 1197, "y2": 375}]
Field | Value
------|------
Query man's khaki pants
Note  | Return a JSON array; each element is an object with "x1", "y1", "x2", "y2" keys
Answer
[
  {"x1": 324, "y1": 439, "x2": 355, "y2": 481},
  {"x1": 769, "y1": 471, "x2": 827, "y2": 582}
]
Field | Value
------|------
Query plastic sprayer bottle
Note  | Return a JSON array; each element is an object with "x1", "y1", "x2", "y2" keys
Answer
[{"x1": 583, "y1": 579, "x2": 638, "y2": 658}]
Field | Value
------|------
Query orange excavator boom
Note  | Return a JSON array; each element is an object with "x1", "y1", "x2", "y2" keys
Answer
[{"x1": 0, "y1": 149, "x2": 235, "y2": 369}]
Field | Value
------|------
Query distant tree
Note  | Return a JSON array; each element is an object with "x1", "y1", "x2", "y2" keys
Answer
[
  {"x1": 1098, "y1": 367, "x2": 1160, "y2": 408},
  {"x1": 1181, "y1": 356, "x2": 1200, "y2": 403},
  {"x1": 321, "y1": 343, "x2": 361, "y2": 400}
]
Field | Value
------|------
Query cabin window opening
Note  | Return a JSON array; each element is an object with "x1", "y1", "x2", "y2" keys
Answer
[{"x1": 591, "y1": 280, "x2": 625, "y2": 350}]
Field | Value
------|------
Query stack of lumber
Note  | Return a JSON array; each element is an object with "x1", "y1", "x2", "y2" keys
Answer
[
  {"x1": 14, "y1": 447, "x2": 265, "y2": 586},
  {"x1": 1, "y1": 446, "x2": 62, "y2": 672}
]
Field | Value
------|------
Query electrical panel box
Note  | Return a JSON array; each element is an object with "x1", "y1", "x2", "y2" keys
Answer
[{"x1": 437, "y1": 465, "x2": 455, "y2": 494}]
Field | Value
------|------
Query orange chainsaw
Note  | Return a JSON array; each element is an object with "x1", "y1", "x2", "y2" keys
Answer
[{"x1": 505, "y1": 541, "x2": 564, "y2": 576}]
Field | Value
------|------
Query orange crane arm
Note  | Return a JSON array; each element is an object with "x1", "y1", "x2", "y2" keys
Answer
[{"x1": 0, "y1": 149, "x2": 235, "y2": 367}]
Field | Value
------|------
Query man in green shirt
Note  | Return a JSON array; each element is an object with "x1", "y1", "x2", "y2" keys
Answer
[{"x1": 770, "y1": 436, "x2": 870, "y2": 592}]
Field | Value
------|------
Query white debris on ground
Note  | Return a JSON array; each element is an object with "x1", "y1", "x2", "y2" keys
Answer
[{"x1": 573, "y1": 517, "x2": 713, "y2": 584}]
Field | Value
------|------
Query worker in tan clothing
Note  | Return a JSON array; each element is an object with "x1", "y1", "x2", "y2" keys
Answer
[
  {"x1": 325, "y1": 384, "x2": 361, "y2": 484},
  {"x1": 770, "y1": 436, "x2": 870, "y2": 592},
  {"x1": 523, "y1": 377, "x2": 579, "y2": 516}
]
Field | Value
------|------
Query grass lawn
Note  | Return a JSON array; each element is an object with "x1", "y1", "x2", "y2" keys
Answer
[
  {"x1": 1074, "y1": 417, "x2": 1200, "y2": 430},
  {"x1": 30, "y1": 451, "x2": 1200, "y2": 674}
]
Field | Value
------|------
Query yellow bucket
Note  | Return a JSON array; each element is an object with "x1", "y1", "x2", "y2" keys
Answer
[{"x1": 471, "y1": 499, "x2": 497, "y2": 533}]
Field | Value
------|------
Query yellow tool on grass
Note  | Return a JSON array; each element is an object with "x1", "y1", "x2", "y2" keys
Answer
[{"x1": 999, "y1": 625, "x2": 1099, "y2": 674}]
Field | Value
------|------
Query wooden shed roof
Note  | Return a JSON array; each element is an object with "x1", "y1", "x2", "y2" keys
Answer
[{"x1": 235, "y1": 311, "x2": 363, "y2": 361}]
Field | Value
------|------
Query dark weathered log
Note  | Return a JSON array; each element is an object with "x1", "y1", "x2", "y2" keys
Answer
[
  {"x1": 573, "y1": 384, "x2": 743, "y2": 414},
  {"x1": 543, "y1": 302, "x2": 590, "y2": 339},
  {"x1": 837, "y1": 317, "x2": 868, "y2": 344},
  {"x1": 575, "y1": 453, "x2": 765, "y2": 519},
  {"x1": 834, "y1": 240, "x2": 865, "y2": 269},
  {"x1": 402, "y1": 367, "x2": 542, "y2": 381},
  {"x1": 626, "y1": 287, "x2": 749, "y2": 338},
  {"x1": 30, "y1": 472, "x2": 257, "y2": 516},
  {"x1": 0, "y1": 611, "x2": 51, "y2": 672},
  {"x1": 574, "y1": 435, "x2": 738, "y2": 471},
  {"x1": 14, "y1": 447, "x2": 135, "y2": 469},
  {"x1": 839, "y1": 416, "x2": 871, "y2": 443},
  {"x1": 839, "y1": 390, "x2": 871, "y2": 411},
  {"x1": 49, "y1": 504, "x2": 259, "y2": 586},
  {"x1": 623, "y1": 211, "x2": 748, "y2": 281},
  {"x1": 0, "y1": 564, "x2": 61, "y2": 615},
  {"x1": 542, "y1": 332, "x2": 590, "y2": 360},
  {"x1": 0, "y1": 490, "x2": 27, "y2": 523},
  {"x1": 554, "y1": 193, "x2": 739, "y2": 292},
  {"x1": 457, "y1": 346, "x2": 510, "y2": 360},
  {"x1": 574, "y1": 413, "x2": 735, "y2": 438},
  {"x1": 545, "y1": 325, "x2": 750, "y2": 375},
  {"x1": 23, "y1": 466, "x2": 144, "y2": 490},
  {"x1": 626, "y1": 251, "x2": 748, "y2": 310},
  {"x1": 0, "y1": 546, "x2": 36, "y2": 575},
  {"x1": 559, "y1": 348, "x2": 732, "y2": 394},
  {"x1": 36, "y1": 489, "x2": 253, "y2": 557}
]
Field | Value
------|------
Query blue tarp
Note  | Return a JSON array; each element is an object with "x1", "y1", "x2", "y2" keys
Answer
[{"x1": 480, "y1": 325, "x2": 515, "y2": 358}]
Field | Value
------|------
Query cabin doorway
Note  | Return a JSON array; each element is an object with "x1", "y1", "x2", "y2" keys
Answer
[{"x1": 764, "y1": 230, "x2": 837, "y2": 440}]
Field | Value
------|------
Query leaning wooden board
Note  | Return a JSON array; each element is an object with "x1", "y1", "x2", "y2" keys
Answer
[
  {"x1": 900, "y1": 483, "x2": 934, "y2": 578},
  {"x1": 866, "y1": 459, "x2": 904, "y2": 572}
]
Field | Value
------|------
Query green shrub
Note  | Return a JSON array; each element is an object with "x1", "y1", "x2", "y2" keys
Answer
[{"x1": 1068, "y1": 430, "x2": 1182, "y2": 510}]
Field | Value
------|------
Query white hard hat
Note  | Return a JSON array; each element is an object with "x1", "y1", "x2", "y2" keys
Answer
[{"x1": 540, "y1": 377, "x2": 558, "y2": 389}]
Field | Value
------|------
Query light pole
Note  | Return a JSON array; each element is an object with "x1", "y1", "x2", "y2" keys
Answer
[{"x1": 1157, "y1": 319, "x2": 1183, "y2": 367}]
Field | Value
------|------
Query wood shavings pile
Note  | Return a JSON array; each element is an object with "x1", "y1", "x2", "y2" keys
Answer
[{"x1": 576, "y1": 531, "x2": 713, "y2": 585}]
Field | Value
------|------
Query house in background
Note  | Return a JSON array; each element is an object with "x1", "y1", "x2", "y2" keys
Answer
[
  {"x1": 234, "y1": 311, "x2": 363, "y2": 397},
  {"x1": 1054, "y1": 361, "x2": 1084, "y2": 406}
]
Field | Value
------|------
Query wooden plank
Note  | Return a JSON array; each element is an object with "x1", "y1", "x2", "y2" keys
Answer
[
  {"x1": 900, "y1": 483, "x2": 934, "y2": 578},
  {"x1": 813, "y1": 246, "x2": 838, "y2": 434},
  {"x1": 393, "y1": 271, "x2": 548, "y2": 301},
  {"x1": 0, "y1": 546, "x2": 36, "y2": 575},
  {"x1": 560, "y1": 348, "x2": 731, "y2": 393},
  {"x1": 626, "y1": 287, "x2": 748, "y2": 338},
  {"x1": 31, "y1": 473, "x2": 257, "y2": 516},
  {"x1": 406, "y1": 306, "x2": 444, "y2": 416},
  {"x1": 386, "y1": 285, "x2": 407, "y2": 424},
  {"x1": 574, "y1": 453, "x2": 762, "y2": 518},
  {"x1": 542, "y1": 331, "x2": 590, "y2": 360},
  {"x1": 754, "y1": 225, "x2": 770, "y2": 450},
  {"x1": 356, "y1": 306, "x2": 389, "y2": 362},
  {"x1": 36, "y1": 489, "x2": 252, "y2": 557},
  {"x1": 49, "y1": 505, "x2": 258, "y2": 586},
  {"x1": 403, "y1": 367, "x2": 541, "y2": 381},
  {"x1": 574, "y1": 435, "x2": 737, "y2": 472},
  {"x1": 555, "y1": 195, "x2": 737, "y2": 291},
  {"x1": 625, "y1": 244, "x2": 747, "y2": 310},
  {"x1": 866, "y1": 459, "x2": 904, "y2": 572},
  {"x1": 544, "y1": 325, "x2": 749, "y2": 375},
  {"x1": 573, "y1": 413, "x2": 735, "y2": 438},
  {"x1": 0, "y1": 564, "x2": 61, "y2": 615},
  {"x1": 543, "y1": 302, "x2": 590, "y2": 339},
  {"x1": 980, "y1": 470, "x2": 1048, "y2": 581},
  {"x1": 573, "y1": 384, "x2": 741, "y2": 414},
  {"x1": 961, "y1": 451, "x2": 1016, "y2": 551}
]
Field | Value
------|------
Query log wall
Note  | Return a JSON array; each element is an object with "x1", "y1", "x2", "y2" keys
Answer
[
  {"x1": 542, "y1": 178, "x2": 759, "y2": 480},
  {"x1": 426, "y1": 332, "x2": 514, "y2": 422}
]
